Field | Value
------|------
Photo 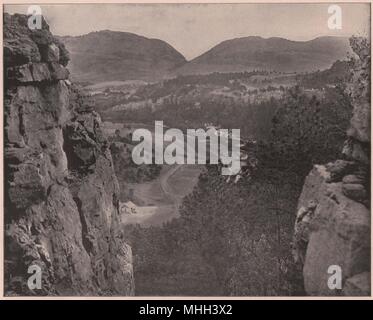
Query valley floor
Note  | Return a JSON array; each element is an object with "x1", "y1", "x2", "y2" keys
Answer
[{"x1": 122, "y1": 164, "x2": 203, "y2": 226}]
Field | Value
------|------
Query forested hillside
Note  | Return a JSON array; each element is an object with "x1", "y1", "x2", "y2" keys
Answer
[{"x1": 123, "y1": 80, "x2": 353, "y2": 295}]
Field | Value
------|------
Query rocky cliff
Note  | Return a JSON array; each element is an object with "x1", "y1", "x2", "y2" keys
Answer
[
  {"x1": 4, "y1": 13, "x2": 134, "y2": 296},
  {"x1": 293, "y1": 37, "x2": 371, "y2": 296}
]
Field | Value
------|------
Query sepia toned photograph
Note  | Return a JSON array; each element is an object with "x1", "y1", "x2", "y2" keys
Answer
[{"x1": 2, "y1": 1, "x2": 371, "y2": 298}]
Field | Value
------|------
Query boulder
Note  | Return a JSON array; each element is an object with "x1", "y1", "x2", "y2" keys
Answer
[
  {"x1": 325, "y1": 160, "x2": 357, "y2": 183},
  {"x1": 294, "y1": 165, "x2": 370, "y2": 296},
  {"x1": 4, "y1": 37, "x2": 41, "y2": 66},
  {"x1": 49, "y1": 62, "x2": 69, "y2": 80},
  {"x1": 40, "y1": 43, "x2": 60, "y2": 62},
  {"x1": 342, "y1": 183, "x2": 367, "y2": 202},
  {"x1": 342, "y1": 174, "x2": 365, "y2": 185}
]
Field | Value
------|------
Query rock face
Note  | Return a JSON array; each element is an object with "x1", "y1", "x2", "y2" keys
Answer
[
  {"x1": 293, "y1": 37, "x2": 370, "y2": 296},
  {"x1": 4, "y1": 13, "x2": 134, "y2": 296}
]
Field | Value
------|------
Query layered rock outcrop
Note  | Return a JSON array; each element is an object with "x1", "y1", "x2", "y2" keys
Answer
[
  {"x1": 293, "y1": 37, "x2": 370, "y2": 296},
  {"x1": 4, "y1": 13, "x2": 134, "y2": 296}
]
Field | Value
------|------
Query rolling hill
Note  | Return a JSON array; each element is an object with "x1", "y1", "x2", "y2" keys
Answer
[
  {"x1": 175, "y1": 36, "x2": 351, "y2": 75},
  {"x1": 59, "y1": 30, "x2": 186, "y2": 83},
  {"x1": 61, "y1": 32, "x2": 352, "y2": 83}
]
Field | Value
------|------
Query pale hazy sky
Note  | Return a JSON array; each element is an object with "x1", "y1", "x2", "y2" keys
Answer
[{"x1": 5, "y1": 3, "x2": 370, "y2": 60}]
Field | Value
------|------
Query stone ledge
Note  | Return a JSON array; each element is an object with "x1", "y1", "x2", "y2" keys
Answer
[{"x1": 7, "y1": 62, "x2": 69, "y2": 84}]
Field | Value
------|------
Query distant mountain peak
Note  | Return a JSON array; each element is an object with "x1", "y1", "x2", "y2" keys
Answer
[
  {"x1": 60, "y1": 30, "x2": 186, "y2": 83},
  {"x1": 176, "y1": 35, "x2": 351, "y2": 76}
]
